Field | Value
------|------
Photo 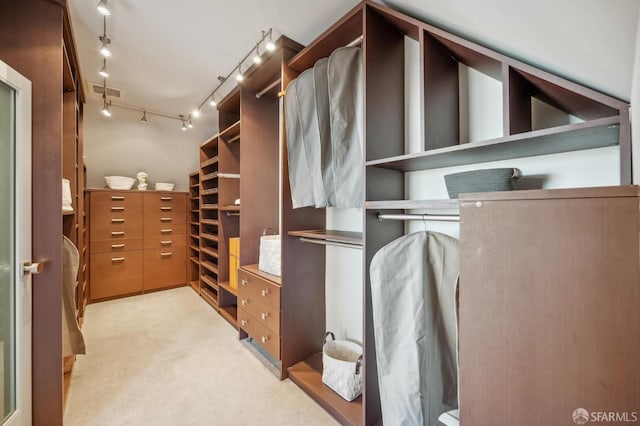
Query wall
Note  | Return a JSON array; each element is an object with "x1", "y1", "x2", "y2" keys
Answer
[
  {"x1": 633, "y1": 8, "x2": 640, "y2": 183},
  {"x1": 84, "y1": 100, "x2": 212, "y2": 191}
]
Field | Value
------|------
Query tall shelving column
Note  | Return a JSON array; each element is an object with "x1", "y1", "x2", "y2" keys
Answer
[
  {"x1": 216, "y1": 88, "x2": 241, "y2": 328},
  {"x1": 199, "y1": 136, "x2": 220, "y2": 309},
  {"x1": 188, "y1": 171, "x2": 201, "y2": 294}
]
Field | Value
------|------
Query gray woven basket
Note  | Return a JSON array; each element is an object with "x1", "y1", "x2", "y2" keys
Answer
[{"x1": 444, "y1": 168, "x2": 522, "y2": 199}]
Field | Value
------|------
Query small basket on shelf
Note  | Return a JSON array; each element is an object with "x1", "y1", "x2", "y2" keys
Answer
[
  {"x1": 321, "y1": 331, "x2": 363, "y2": 402},
  {"x1": 444, "y1": 167, "x2": 522, "y2": 199}
]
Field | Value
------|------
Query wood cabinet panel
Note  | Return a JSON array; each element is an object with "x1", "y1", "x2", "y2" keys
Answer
[
  {"x1": 144, "y1": 192, "x2": 187, "y2": 217},
  {"x1": 143, "y1": 221, "x2": 186, "y2": 240},
  {"x1": 90, "y1": 238, "x2": 143, "y2": 254},
  {"x1": 238, "y1": 309, "x2": 281, "y2": 360},
  {"x1": 143, "y1": 234, "x2": 186, "y2": 250},
  {"x1": 90, "y1": 251, "x2": 143, "y2": 299},
  {"x1": 143, "y1": 248, "x2": 187, "y2": 291},
  {"x1": 238, "y1": 267, "x2": 281, "y2": 309}
]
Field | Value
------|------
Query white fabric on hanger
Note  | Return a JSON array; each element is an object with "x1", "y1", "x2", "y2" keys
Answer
[
  {"x1": 296, "y1": 68, "x2": 328, "y2": 207},
  {"x1": 370, "y1": 231, "x2": 459, "y2": 425},
  {"x1": 313, "y1": 57, "x2": 336, "y2": 207},
  {"x1": 284, "y1": 78, "x2": 315, "y2": 208},
  {"x1": 327, "y1": 46, "x2": 364, "y2": 208},
  {"x1": 62, "y1": 235, "x2": 85, "y2": 356}
]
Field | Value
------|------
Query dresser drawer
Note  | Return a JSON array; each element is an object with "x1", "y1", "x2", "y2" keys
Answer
[
  {"x1": 239, "y1": 296, "x2": 280, "y2": 334},
  {"x1": 143, "y1": 248, "x2": 186, "y2": 291},
  {"x1": 144, "y1": 193, "x2": 187, "y2": 216},
  {"x1": 238, "y1": 309, "x2": 280, "y2": 360},
  {"x1": 145, "y1": 209, "x2": 187, "y2": 225},
  {"x1": 91, "y1": 218, "x2": 144, "y2": 241},
  {"x1": 143, "y1": 222, "x2": 186, "y2": 242},
  {"x1": 238, "y1": 267, "x2": 280, "y2": 310},
  {"x1": 90, "y1": 251, "x2": 143, "y2": 300},
  {"x1": 143, "y1": 234, "x2": 186, "y2": 250},
  {"x1": 91, "y1": 238, "x2": 143, "y2": 254}
]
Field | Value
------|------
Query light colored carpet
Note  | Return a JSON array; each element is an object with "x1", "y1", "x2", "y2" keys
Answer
[{"x1": 64, "y1": 287, "x2": 338, "y2": 426}]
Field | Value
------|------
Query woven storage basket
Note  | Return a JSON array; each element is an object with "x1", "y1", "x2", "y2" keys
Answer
[
  {"x1": 322, "y1": 332, "x2": 363, "y2": 402},
  {"x1": 444, "y1": 168, "x2": 522, "y2": 199},
  {"x1": 258, "y1": 229, "x2": 281, "y2": 276}
]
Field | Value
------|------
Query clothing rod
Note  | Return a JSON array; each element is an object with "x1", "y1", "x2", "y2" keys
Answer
[
  {"x1": 256, "y1": 78, "x2": 281, "y2": 98},
  {"x1": 299, "y1": 237, "x2": 363, "y2": 250},
  {"x1": 226, "y1": 212, "x2": 240, "y2": 217},
  {"x1": 377, "y1": 213, "x2": 460, "y2": 222},
  {"x1": 347, "y1": 35, "x2": 364, "y2": 47}
]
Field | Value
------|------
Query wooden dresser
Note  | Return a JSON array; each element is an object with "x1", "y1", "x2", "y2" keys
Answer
[
  {"x1": 238, "y1": 264, "x2": 282, "y2": 361},
  {"x1": 87, "y1": 189, "x2": 188, "y2": 301}
]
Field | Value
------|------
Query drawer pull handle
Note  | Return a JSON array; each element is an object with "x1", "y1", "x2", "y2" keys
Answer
[
  {"x1": 111, "y1": 207, "x2": 125, "y2": 211},
  {"x1": 111, "y1": 231, "x2": 125, "y2": 236},
  {"x1": 160, "y1": 217, "x2": 172, "y2": 222},
  {"x1": 261, "y1": 312, "x2": 269, "y2": 320},
  {"x1": 161, "y1": 197, "x2": 172, "y2": 201},
  {"x1": 261, "y1": 336, "x2": 269, "y2": 344},
  {"x1": 111, "y1": 257, "x2": 125, "y2": 262},
  {"x1": 111, "y1": 196, "x2": 125, "y2": 201},
  {"x1": 241, "y1": 279, "x2": 248, "y2": 286},
  {"x1": 161, "y1": 252, "x2": 172, "y2": 257},
  {"x1": 241, "y1": 299, "x2": 248, "y2": 306},
  {"x1": 111, "y1": 244, "x2": 125, "y2": 249},
  {"x1": 111, "y1": 218, "x2": 125, "y2": 223},
  {"x1": 160, "y1": 207, "x2": 172, "y2": 211},
  {"x1": 261, "y1": 289, "x2": 270, "y2": 297},
  {"x1": 161, "y1": 229, "x2": 172, "y2": 234},
  {"x1": 241, "y1": 319, "x2": 248, "y2": 326},
  {"x1": 160, "y1": 240, "x2": 172, "y2": 245}
]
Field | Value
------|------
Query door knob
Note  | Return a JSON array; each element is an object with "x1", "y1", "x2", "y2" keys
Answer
[{"x1": 23, "y1": 261, "x2": 43, "y2": 275}]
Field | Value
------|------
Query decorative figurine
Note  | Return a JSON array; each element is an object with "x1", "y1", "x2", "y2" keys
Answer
[{"x1": 136, "y1": 171, "x2": 149, "y2": 191}]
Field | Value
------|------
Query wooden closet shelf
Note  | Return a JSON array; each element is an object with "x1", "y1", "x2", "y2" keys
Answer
[
  {"x1": 201, "y1": 233, "x2": 218, "y2": 243},
  {"x1": 62, "y1": 211, "x2": 75, "y2": 217},
  {"x1": 219, "y1": 205, "x2": 240, "y2": 212},
  {"x1": 201, "y1": 204, "x2": 219, "y2": 210},
  {"x1": 202, "y1": 172, "x2": 218, "y2": 182},
  {"x1": 189, "y1": 256, "x2": 199, "y2": 265},
  {"x1": 201, "y1": 219, "x2": 219, "y2": 226},
  {"x1": 189, "y1": 233, "x2": 200, "y2": 240},
  {"x1": 200, "y1": 156, "x2": 219, "y2": 168},
  {"x1": 190, "y1": 221, "x2": 200, "y2": 226},
  {"x1": 201, "y1": 188, "x2": 219, "y2": 196},
  {"x1": 189, "y1": 245, "x2": 200, "y2": 252},
  {"x1": 288, "y1": 353, "x2": 363, "y2": 426},
  {"x1": 218, "y1": 305, "x2": 238, "y2": 328},
  {"x1": 200, "y1": 274, "x2": 218, "y2": 290},
  {"x1": 288, "y1": 229, "x2": 363, "y2": 245},
  {"x1": 366, "y1": 116, "x2": 621, "y2": 172},
  {"x1": 365, "y1": 199, "x2": 459, "y2": 210},
  {"x1": 218, "y1": 281, "x2": 238, "y2": 297},
  {"x1": 219, "y1": 120, "x2": 240, "y2": 142},
  {"x1": 201, "y1": 247, "x2": 219, "y2": 258},
  {"x1": 200, "y1": 286, "x2": 218, "y2": 309},
  {"x1": 201, "y1": 261, "x2": 219, "y2": 274}
]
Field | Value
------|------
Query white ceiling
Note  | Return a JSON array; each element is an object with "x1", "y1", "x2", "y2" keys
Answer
[{"x1": 69, "y1": 0, "x2": 640, "y2": 137}]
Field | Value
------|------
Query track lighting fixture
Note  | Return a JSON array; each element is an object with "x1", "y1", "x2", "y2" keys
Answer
[
  {"x1": 99, "y1": 17, "x2": 112, "y2": 57},
  {"x1": 265, "y1": 29, "x2": 276, "y2": 52},
  {"x1": 236, "y1": 65, "x2": 245, "y2": 82},
  {"x1": 209, "y1": 96, "x2": 217, "y2": 107},
  {"x1": 98, "y1": 59, "x2": 109, "y2": 78},
  {"x1": 101, "y1": 99, "x2": 112, "y2": 117},
  {"x1": 253, "y1": 43, "x2": 262, "y2": 64},
  {"x1": 140, "y1": 111, "x2": 148, "y2": 124},
  {"x1": 191, "y1": 109, "x2": 201, "y2": 118},
  {"x1": 187, "y1": 116, "x2": 194, "y2": 128},
  {"x1": 97, "y1": 0, "x2": 111, "y2": 16},
  {"x1": 180, "y1": 115, "x2": 187, "y2": 131}
]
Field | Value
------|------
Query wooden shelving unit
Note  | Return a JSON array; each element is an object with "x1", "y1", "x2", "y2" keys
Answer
[
  {"x1": 188, "y1": 171, "x2": 200, "y2": 294},
  {"x1": 288, "y1": 353, "x2": 363, "y2": 426},
  {"x1": 199, "y1": 136, "x2": 219, "y2": 306}
]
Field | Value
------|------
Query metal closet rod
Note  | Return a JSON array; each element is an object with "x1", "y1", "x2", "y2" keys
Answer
[
  {"x1": 299, "y1": 237, "x2": 363, "y2": 250},
  {"x1": 377, "y1": 213, "x2": 460, "y2": 222}
]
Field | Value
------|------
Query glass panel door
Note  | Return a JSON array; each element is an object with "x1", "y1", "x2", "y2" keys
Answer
[{"x1": 0, "y1": 77, "x2": 16, "y2": 422}]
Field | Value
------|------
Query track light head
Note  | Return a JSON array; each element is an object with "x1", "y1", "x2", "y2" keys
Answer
[
  {"x1": 140, "y1": 111, "x2": 148, "y2": 124},
  {"x1": 99, "y1": 35, "x2": 112, "y2": 57},
  {"x1": 97, "y1": 0, "x2": 111, "y2": 16},
  {"x1": 253, "y1": 54, "x2": 262, "y2": 64},
  {"x1": 187, "y1": 117, "x2": 194, "y2": 128},
  {"x1": 99, "y1": 59, "x2": 109, "y2": 78},
  {"x1": 191, "y1": 109, "x2": 201, "y2": 118},
  {"x1": 236, "y1": 64, "x2": 244, "y2": 82},
  {"x1": 209, "y1": 97, "x2": 217, "y2": 107},
  {"x1": 101, "y1": 100, "x2": 111, "y2": 117}
]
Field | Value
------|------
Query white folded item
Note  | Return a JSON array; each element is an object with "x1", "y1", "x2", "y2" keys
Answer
[
  {"x1": 154, "y1": 182, "x2": 174, "y2": 191},
  {"x1": 62, "y1": 179, "x2": 73, "y2": 212}
]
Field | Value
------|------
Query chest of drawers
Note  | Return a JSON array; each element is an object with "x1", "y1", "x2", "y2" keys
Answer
[{"x1": 88, "y1": 190, "x2": 188, "y2": 300}]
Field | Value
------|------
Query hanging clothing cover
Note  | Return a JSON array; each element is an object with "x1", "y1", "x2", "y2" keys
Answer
[
  {"x1": 327, "y1": 46, "x2": 364, "y2": 208},
  {"x1": 370, "y1": 231, "x2": 459, "y2": 425},
  {"x1": 284, "y1": 78, "x2": 315, "y2": 208},
  {"x1": 313, "y1": 57, "x2": 336, "y2": 207},
  {"x1": 296, "y1": 68, "x2": 328, "y2": 207},
  {"x1": 62, "y1": 236, "x2": 85, "y2": 356},
  {"x1": 284, "y1": 47, "x2": 363, "y2": 209}
]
